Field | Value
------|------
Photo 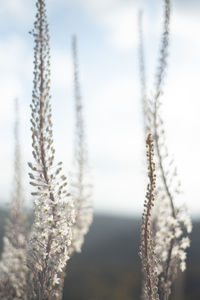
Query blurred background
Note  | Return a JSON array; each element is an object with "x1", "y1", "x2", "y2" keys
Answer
[{"x1": 0, "y1": 0, "x2": 200, "y2": 299}]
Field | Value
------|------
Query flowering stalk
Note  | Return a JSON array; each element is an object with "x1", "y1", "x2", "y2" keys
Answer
[
  {"x1": 27, "y1": 1, "x2": 75, "y2": 299},
  {"x1": 140, "y1": 134, "x2": 159, "y2": 300},
  {"x1": 55, "y1": 36, "x2": 93, "y2": 300},
  {"x1": 152, "y1": 1, "x2": 192, "y2": 298},
  {"x1": 0, "y1": 98, "x2": 28, "y2": 299},
  {"x1": 70, "y1": 35, "x2": 93, "y2": 255},
  {"x1": 138, "y1": 0, "x2": 192, "y2": 298}
]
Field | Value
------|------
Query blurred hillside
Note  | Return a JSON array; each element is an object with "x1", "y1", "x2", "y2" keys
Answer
[{"x1": 0, "y1": 210, "x2": 199, "y2": 299}]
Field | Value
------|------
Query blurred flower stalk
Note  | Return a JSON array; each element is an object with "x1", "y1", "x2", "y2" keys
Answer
[{"x1": 139, "y1": 0, "x2": 192, "y2": 299}]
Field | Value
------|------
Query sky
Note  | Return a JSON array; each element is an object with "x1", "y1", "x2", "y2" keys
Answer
[{"x1": 0, "y1": 0, "x2": 200, "y2": 217}]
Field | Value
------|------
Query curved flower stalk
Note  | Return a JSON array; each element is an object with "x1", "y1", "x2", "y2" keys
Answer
[
  {"x1": 27, "y1": 1, "x2": 75, "y2": 299},
  {"x1": 152, "y1": 0, "x2": 192, "y2": 297},
  {"x1": 69, "y1": 36, "x2": 93, "y2": 255},
  {"x1": 138, "y1": 0, "x2": 192, "y2": 299},
  {"x1": 0, "y1": 99, "x2": 28, "y2": 299},
  {"x1": 140, "y1": 134, "x2": 159, "y2": 300}
]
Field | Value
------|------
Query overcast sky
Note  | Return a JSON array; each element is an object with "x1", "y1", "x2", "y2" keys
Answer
[{"x1": 0, "y1": 0, "x2": 200, "y2": 217}]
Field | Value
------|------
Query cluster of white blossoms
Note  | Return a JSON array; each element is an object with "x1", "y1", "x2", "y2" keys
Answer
[
  {"x1": 0, "y1": 99, "x2": 29, "y2": 300},
  {"x1": 27, "y1": 0, "x2": 76, "y2": 298},
  {"x1": 27, "y1": 169, "x2": 76, "y2": 276},
  {"x1": 152, "y1": 100, "x2": 192, "y2": 296},
  {"x1": 70, "y1": 181, "x2": 93, "y2": 254},
  {"x1": 153, "y1": 94, "x2": 192, "y2": 285},
  {"x1": 0, "y1": 237, "x2": 28, "y2": 300},
  {"x1": 151, "y1": 95, "x2": 192, "y2": 297},
  {"x1": 153, "y1": 196, "x2": 192, "y2": 298},
  {"x1": 155, "y1": 202, "x2": 192, "y2": 273}
]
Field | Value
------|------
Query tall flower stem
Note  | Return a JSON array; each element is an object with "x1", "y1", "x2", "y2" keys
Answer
[
  {"x1": 140, "y1": 134, "x2": 159, "y2": 300},
  {"x1": 139, "y1": 1, "x2": 192, "y2": 299},
  {"x1": 27, "y1": 1, "x2": 75, "y2": 299}
]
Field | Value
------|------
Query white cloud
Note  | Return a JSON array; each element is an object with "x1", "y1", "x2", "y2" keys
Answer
[
  {"x1": 104, "y1": 5, "x2": 138, "y2": 50},
  {"x1": 82, "y1": 76, "x2": 146, "y2": 215},
  {"x1": 51, "y1": 49, "x2": 73, "y2": 90},
  {"x1": 93, "y1": 169, "x2": 144, "y2": 215},
  {"x1": 172, "y1": 12, "x2": 200, "y2": 41},
  {"x1": 0, "y1": 36, "x2": 32, "y2": 205},
  {"x1": 0, "y1": 36, "x2": 32, "y2": 76},
  {"x1": 73, "y1": 0, "x2": 139, "y2": 50},
  {"x1": 0, "y1": 37, "x2": 32, "y2": 121},
  {"x1": 0, "y1": 0, "x2": 33, "y2": 24},
  {"x1": 1, "y1": 0, "x2": 200, "y2": 217}
]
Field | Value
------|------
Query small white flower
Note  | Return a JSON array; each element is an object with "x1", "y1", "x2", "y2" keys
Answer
[
  {"x1": 174, "y1": 227, "x2": 182, "y2": 238},
  {"x1": 180, "y1": 261, "x2": 186, "y2": 272},
  {"x1": 180, "y1": 237, "x2": 190, "y2": 249},
  {"x1": 179, "y1": 250, "x2": 186, "y2": 261},
  {"x1": 161, "y1": 250, "x2": 168, "y2": 261},
  {"x1": 41, "y1": 233, "x2": 48, "y2": 240},
  {"x1": 53, "y1": 274, "x2": 60, "y2": 286},
  {"x1": 43, "y1": 204, "x2": 50, "y2": 212},
  {"x1": 172, "y1": 245, "x2": 179, "y2": 257},
  {"x1": 48, "y1": 216, "x2": 54, "y2": 224}
]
